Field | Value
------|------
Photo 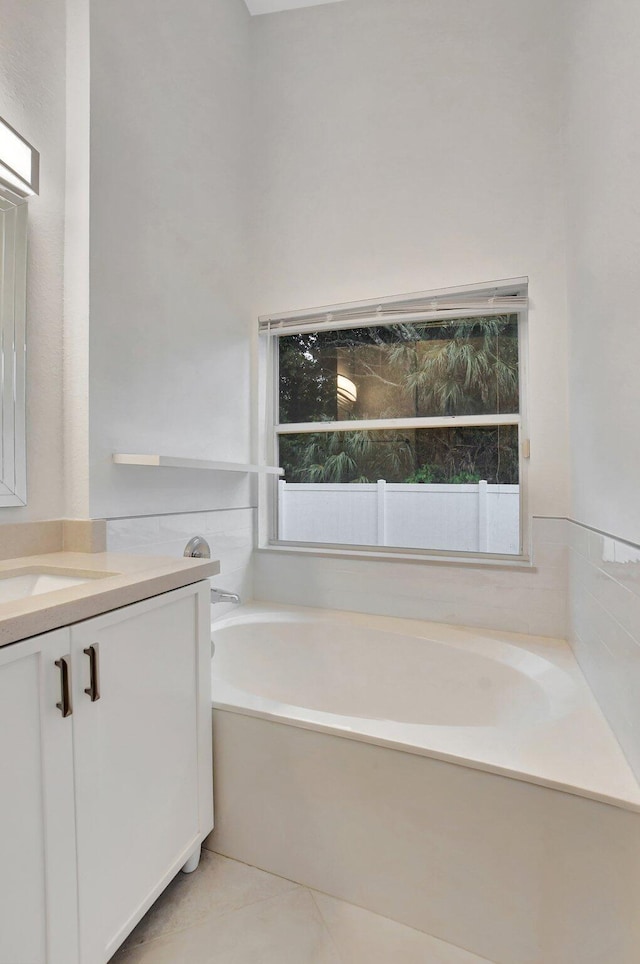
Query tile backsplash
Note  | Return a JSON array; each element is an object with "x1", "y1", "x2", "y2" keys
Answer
[
  {"x1": 568, "y1": 520, "x2": 640, "y2": 779},
  {"x1": 253, "y1": 517, "x2": 569, "y2": 639},
  {"x1": 106, "y1": 507, "x2": 254, "y2": 617}
]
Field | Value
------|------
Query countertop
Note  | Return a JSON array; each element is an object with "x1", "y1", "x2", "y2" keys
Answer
[{"x1": 0, "y1": 551, "x2": 219, "y2": 647}]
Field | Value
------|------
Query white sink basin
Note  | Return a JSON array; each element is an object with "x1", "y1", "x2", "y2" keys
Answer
[{"x1": 0, "y1": 570, "x2": 106, "y2": 604}]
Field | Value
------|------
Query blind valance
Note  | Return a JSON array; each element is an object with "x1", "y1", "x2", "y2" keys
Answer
[{"x1": 259, "y1": 278, "x2": 528, "y2": 336}]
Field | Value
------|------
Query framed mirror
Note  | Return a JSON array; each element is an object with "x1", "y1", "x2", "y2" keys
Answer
[
  {"x1": 0, "y1": 191, "x2": 27, "y2": 505},
  {"x1": 0, "y1": 115, "x2": 39, "y2": 507}
]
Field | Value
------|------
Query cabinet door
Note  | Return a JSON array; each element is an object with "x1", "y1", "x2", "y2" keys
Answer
[
  {"x1": 71, "y1": 583, "x2": 212, "y2": 964},
  {"x1": 0, "y1": 629, "x2": 79, "y2": 964}
]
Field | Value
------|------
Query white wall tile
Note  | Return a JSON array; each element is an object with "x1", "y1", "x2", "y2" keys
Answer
[
  {"x1": 531, "y1": 517, "x2": 569, "y2": 545},
  {"x1": 567, "y1": 521, "x2": 590, "y2": 557},
  {"x1": 531, "y1": 539, "x2": 568, "y2": 570},
  {"x1": 568, "y1": 520, "x2": 640, "y2": 780},
  {"x1": 253, "y1": 517, "x2": 569, "y2": 638},
  {"x1": 211, "y1": 566, "x2": 254, "y2": 619},
  {"x1": 106, "y1": 508, "x2": 255, "y2": 610},
  {"x1": 106, "y1": 516, "x2": 162, "y2": 552}
]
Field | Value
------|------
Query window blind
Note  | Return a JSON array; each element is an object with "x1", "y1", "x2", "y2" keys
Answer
[{"x1": 259, "y1": 278, "x2": 528, "y2": 336}]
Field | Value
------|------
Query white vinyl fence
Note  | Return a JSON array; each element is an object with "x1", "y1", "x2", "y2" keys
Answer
[{"x1": 278, "y1": 480, "x2": 520, "y2": 554}]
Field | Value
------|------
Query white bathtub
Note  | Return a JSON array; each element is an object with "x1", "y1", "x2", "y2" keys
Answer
[{"x1": 208, "y1": 603, "x2": 640, "y2": 963}]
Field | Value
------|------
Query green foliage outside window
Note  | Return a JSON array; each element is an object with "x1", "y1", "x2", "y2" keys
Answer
[{"x1": 278, "y1": 315, "x2": 519, "y2": 485}]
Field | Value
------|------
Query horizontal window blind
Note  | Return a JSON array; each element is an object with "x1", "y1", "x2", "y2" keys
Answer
[{"x1": 259, "y1": 278, "x2": 528, "y2": 335}]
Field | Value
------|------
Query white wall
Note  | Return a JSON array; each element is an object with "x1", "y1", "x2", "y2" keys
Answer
[
  {"x1": 250, "y1": 0, "x2": 570, "y2": 520},
  {"x1": 250, "y1": 0, "x2": 571, "y2": 635},
  {"x1": 566, "y1": 0, "x2": 640, "y2": 546},
  {"x1": 3, "y1": 0, "x2": 639, "y2": 774},
  {"x1": 246, "y1": 0, "x2": 345, "y2": 12},
  {"x1": 0, "y1": 0, "x2": 572, "y2": 540},
  {"x1": 88, "y1": 0, "x2": 253, "y2": 520},
  {"x1": 564, "y1": 1, "x2": 640, "y2": 778},
  {"x1": 0, "y1": 0, "x2": 67, "y2": 522},
  {"x1": 63, "y1": 0, "x2": 91, "y2": 519}
]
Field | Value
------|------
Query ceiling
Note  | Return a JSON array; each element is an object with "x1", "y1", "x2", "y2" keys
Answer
[{"x1": 245, "y1": 0, "x2": 345, "y2": 15}]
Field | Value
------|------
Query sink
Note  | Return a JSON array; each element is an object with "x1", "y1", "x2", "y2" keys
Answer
[{"x1": 0, "y1": 569, "x2": 110, "y2": 604}]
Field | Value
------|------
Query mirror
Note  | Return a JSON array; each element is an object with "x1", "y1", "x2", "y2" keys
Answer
[
  {"x1": 0, "y1": 191, "x2": 27, "y2": 505},
  {"x1": 0, "y1": 114, "x2": 38, "y2": 508}
]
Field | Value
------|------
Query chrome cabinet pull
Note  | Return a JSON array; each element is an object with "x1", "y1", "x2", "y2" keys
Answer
[
  {"x1": 83, "y1": 644, "x2": 100, "y2": 702},
  {"x1": 55, "y1": 656, "x2": 72, "y2": 718}
]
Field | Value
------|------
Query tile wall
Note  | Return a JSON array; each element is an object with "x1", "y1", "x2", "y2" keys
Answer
[
  {"x1": 253, "y1": 517, "x2": 569, "y2": 639},
  {"x1": 106, "y1": 507, "x2": 254, "y2": 617},
  {"x1": 568, "y1": 520, "x2": 640, "y2": 778},
  {"x1": 106, "y1": 513, "x2": 569, "y2": 637},
  {"x1": 106, "y1": 508, "x2": 640, "y2": 781}
]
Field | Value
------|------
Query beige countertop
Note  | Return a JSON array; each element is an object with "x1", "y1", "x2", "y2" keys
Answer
[{"x1": 0, "y1": 551, "x2": 219, "y2": 648}]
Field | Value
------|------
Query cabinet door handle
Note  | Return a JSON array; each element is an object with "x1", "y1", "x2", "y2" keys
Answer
[
  {"x1": 54, "y1": 656, "x2": 73, "y2": 718},
  {"x1": 83, "y1": 644, "x2": 100, "y2": 702}
]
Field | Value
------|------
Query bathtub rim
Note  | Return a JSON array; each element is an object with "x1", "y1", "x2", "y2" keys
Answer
[{"x1": 211, "y1": 602, "x2": 640, "y2": 814}]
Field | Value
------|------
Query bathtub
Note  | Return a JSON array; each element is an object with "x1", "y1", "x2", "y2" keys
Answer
[{"x1": 208, "y1": 603, "x2": 640, "y2": 964}]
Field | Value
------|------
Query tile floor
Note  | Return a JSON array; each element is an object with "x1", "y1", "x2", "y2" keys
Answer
[{"x1": 109, "y1": 849, "x2": 488, "y2": 963}]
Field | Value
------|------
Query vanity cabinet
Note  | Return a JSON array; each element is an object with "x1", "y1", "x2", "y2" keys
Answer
[
  {"x1": 0, "y1": 628, "x2": 79, "y2": 964},
  {"x1": 0, "y1": 581, "x2": 213, "y2": 964}
]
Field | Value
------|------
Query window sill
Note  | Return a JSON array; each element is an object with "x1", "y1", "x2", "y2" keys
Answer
[{"x1": 258, "y1": 541, "x2": 534, "y2": 571}]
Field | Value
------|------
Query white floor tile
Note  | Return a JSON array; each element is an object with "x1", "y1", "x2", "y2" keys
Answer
[
  {"x1": 312, "y1": 890, "x2": 489, "y2": 963},
  {"x1": 112, "y1": 888, "x2": 340, "y2": 964},
  {"x1": 110, "y1": 854, "x2": 491, "y2": 964},
  {"x1": 118, "y1": 851, "x2": 299, "y2": 951}
]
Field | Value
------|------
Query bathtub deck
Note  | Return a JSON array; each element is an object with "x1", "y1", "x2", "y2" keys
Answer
[{"x1": 212, "y1": 603, "x2": 640, "y2": 813}]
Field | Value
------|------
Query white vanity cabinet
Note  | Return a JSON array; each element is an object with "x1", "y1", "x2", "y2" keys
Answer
[
  {"x1": 0, "y1": 628, "x2": 79, "y2": 964},
  {"x1": 72, "y1": 585, "x2": 213, "y2": 962},
  {"x1": 0, "y1": 581, "x2": 213, "y2": 964}
]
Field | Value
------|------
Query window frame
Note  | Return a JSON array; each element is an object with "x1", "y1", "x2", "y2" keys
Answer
[{"x1": 258, "y1": 279, "x2": 531, "y2": 565}]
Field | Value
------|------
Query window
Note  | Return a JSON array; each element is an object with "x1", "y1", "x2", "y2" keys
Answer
[{"x1": 261, "y1": 279, "x2": 529, "y2": 559}]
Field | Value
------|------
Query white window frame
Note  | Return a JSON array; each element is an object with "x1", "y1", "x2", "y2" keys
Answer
[{"x1": 257, "y1": 278, "x2": 531, "y2": 566}]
